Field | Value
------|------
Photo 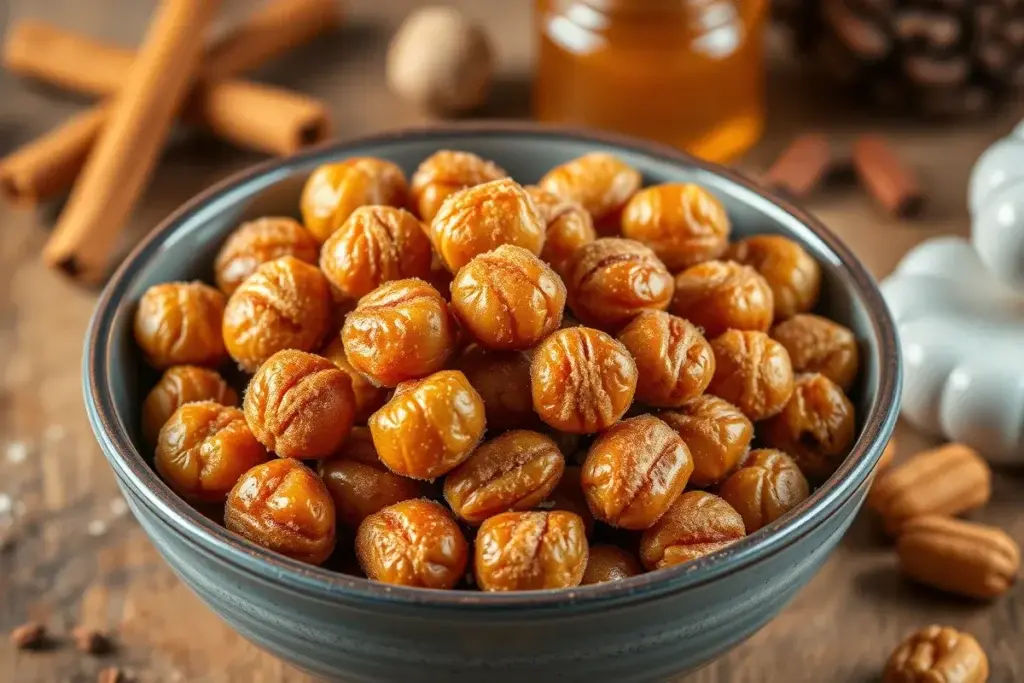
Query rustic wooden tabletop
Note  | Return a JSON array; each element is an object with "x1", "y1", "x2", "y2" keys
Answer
[{"x1": 1, "y1": 1, "x2": 1021, "y2": 682}]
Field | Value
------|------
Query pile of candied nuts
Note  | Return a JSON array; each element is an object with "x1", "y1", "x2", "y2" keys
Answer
[{"x1": 133, "y1": 150, "x2": 861, "y2": 592}]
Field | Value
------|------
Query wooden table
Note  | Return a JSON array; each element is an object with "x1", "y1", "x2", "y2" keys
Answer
[{"x1": 1, "y1": 2, "x2": 1021, "y2": 682}]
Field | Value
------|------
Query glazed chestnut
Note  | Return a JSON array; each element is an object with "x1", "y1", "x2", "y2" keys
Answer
[
  {"x1": 581, "y1": 415, "x2": 693, "y2": 530},
  {"x1": 708, "y1": 330, "x2": 795, "y2": 422},
  {"x1": 530, "y1": 327, "x2": 638, "y2": 433},
  {"x1": 428, "y1": 178, "x2": 546, "y2": 272},
  {"x1": 761, "y1": 373, "x2": 856, "y2": 480},
  {"x1": 141, "y1": 365, "x2": 238, "y2": 444},
  {"x1": 770, "y1": 314, "x2": 860, "y2": 392},
  {"x1": 213, "y1": 217, "x2": 319, "y2": 296},
  {"x1": 243, "y1": 349, "x2": 356, "y2": 460},
  {"x1": 320, "y1": 205, "x2": 433, "y2": 302},
  {"x1": 719, "y1": 449, "x2": 810, "y2": 533},
  {"x1": 617, "y1": 310, "x2": 715, "y2": 408},
  {"x1": 134, "y1": 282, "x2": 227, "y2": 369},
  {"x1": 525, "y1": 186, "x2": 597, "y2": 277},
  {"x1": 565, "y1": 238, "x2": 674, "y2": 330},
  {"x1": 225, "y1": 458, "x2": 336, "y2": 565},
  {"x1": 474, "y1": 511, "x2": 588, "y2": 591},
  {"x1": 444, "y1": 430, "x2": 565, "y2": 524},
  {"x1": 580, "y1": 545, "x2": 643, "y2": 585},
  {"x1": 639, "y1": 491, "x2": 746, "y2": 570},
  {"x1": 299, "y1": 157, "x2": 409, "y2": 243},
  {"x1": 341, "y1": 278, "x2": 456, "y2": 387},
  {"x1": 544, "y1": 465, "x2": 595, "y2": 537},
  {"x1": 409, "y1": 150, "x2": 507, "y2": 221},
  {"x1": 450, "y1": 244, "x2": 566, "y2": 350},
  {"x1": 318, "y1": 337, "x2": 388, "y2": 424},
  {"x1": 671, "y1": 260, "x2": 774, "y2": 338},
  {"x1": 725, "y1": 235, "x2": 821, "y2": 320},
  {"x1": 222, "y1": 256, "x2": 332, "y2": 373},
  {"x1": 658, "y1": 395, "x2": 753, "y2": 488},
  {"x1": 454, "y1": 345, "x2": 536, "y2": 431},
  {"x1": 356, "y1": 499, "x2": 468, "y2": 589},
  {"x1": 538, "y1": 152, "x2": 641, "y2": 232},
  {"x1": 369, "y1": 370, "x2": 486, "y2": 479},
  {"x1": 621, "y1": 183, "x2": 730, "y2": 270},
  {"x1": 155, "y1": 401, "x2": 267, "y2": 503}
]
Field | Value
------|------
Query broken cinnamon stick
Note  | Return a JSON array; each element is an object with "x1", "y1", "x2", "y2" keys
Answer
[
  {"x1": 852, "y1": 135, "x2": 924, "y2": 218},
  {"x1": 763, "y1": 134, "x2": 833, "y2": 198}
]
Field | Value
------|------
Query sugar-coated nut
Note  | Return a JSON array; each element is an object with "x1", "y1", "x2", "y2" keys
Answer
[
  {"x1": 410, "y1": 150, "x2": 508, "y2": 222},
  {"x1": 318, "y1": 428, "x2": 423, "y2": 528},
  {"x1": 544, "y1": 465, "x2": 595, "y2": 537},
  {"x1": 474, "y1": 511, "x2": 588, "y2": 591},
  {"x1": 621, "y1": 183, "x2": 731, "y2": 270},
  {"x1": 725, "y1": 235, "x2": 821, "y2": 320},
  {"x1": 617, "y1": 311, "x2": 715, "y2": 407},
  {"x1": 451, "y1": 245, "x2": 566, "y2": 350},
  {"x1": 708, "y1": 330, "x2": 794, "y2": 422},
  {"x1": 565, "y1": 238, "x2": 674, "y2": 330},
  {"x1": 369, "y1": 370, "x2": 486, "y2": 480},
  {"x1": 538, "y1": 152, "x2": 642, "y2": 229},
  {"x1": 639, "y1": 491, "x2": 746, "y2": 570},
  {"x1": 299, "y1": 157, "x2": 409, "y2": 243},
  {"x1": 884, "y1": 625, "x2": 989, "y2": 683},
  {"x1": 320, "y1": 206, "x2": 433, "y2": 302},
  {"x1": 318, "y1": 337, "x2": 388, "y2": 424},
  {"x1": 530, "y1": 327, "x2": 638, "y2": 433},
  {"x1": 356, "y1": 499, "x2": 469, "y2": 589},
  {"x1": 454, "y1": 345, "x2": 536, "y2": 431},
  {"x1": 243, "y1": 349, "x2": 356, "y2": 460},
  {"x1": 525, "y1": 186, "x2": 597, "y2": 277},
  {"x1": 770, "y1": 314, "x2": 860, "y2": 392},
  {"x1": 225, "y1": 458, "x2": 336, "y2": 565},
  {"x1": 141, "y1": 365, "x2": 238, "y2": 444},
  {"x1": 134, "y1": 281, "x2": 226, "y2": 369},
  {"x1": 213, "y1": 217, "x2": 319, "y2": 296},
  {"x1": 341, "y1": 278, "x2": 456, "y2": 387},
  {"x1": 444, "y1": 430, "x2": 565, "y2": 524},
  {"x1": 718, "y1": 449, "x2": 809, "y2": 533},
  {"x1": 761, "y1": 373, "x2": 856, "y2": 481},
  {"x1": 657, "y1": 395, "x2": 753, "y2": 487},
  {"x1": 429, "y1": 178, "x2": 545, "y2": 272},
  {"x1": 671, "y1": 260, "x2": 775, "y2": 338},
  {"x1": 222, "y1": 256, "x2": 332, "y2": 373},
  {"x1": 580, "y1": 544, "x2": 643, "y2": 585},
  {"x1": 155, "y1": 402, "x2": 267, "y2": 503}
]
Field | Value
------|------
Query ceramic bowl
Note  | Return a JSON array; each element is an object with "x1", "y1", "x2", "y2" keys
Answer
[{"x1": 84, "y1": 123, "x2": 901, "y2": 683}]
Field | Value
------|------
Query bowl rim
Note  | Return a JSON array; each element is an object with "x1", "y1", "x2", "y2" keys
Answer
[{"x1": 84, "y1": 120, "x2": 901, "y2": 611}]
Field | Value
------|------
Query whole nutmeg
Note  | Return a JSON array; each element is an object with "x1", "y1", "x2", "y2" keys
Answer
[{"x1": 386, "y1": 6, "x2": 494, "y2": 116}]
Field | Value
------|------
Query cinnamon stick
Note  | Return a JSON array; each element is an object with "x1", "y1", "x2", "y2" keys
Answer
[{"x1": 852, "y1": 135, "x2": 924, "y2": 218}]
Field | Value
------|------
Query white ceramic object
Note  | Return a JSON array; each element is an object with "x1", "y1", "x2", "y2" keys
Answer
[{"x1": 968, "y1": 122, "x2": 1024, "y2": 290}]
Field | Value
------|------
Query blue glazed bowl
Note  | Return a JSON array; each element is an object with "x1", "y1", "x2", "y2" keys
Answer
[{"x1": 84, "y1": 123, "x2": 900, "y2": 683}]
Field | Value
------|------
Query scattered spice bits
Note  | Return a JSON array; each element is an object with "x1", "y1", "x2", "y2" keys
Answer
[
  {"x1": 10, "y1": 621, "x2": 46, "y2": 649},
  {"x1": 852, "y1": 135, "x2": 925, "y2": 218},
  {"x1": 72, "y1": 626, "x2": 111, "y2": 655}
]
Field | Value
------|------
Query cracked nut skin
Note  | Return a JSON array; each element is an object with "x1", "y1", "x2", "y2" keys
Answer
[
  {"x1": 320, "y1": 206, "x2": 433, "y2": 302},
  {"x1": 225, "y1": 458, "x2": 336, "y2": 565},
  {"x1": 355, "y1": 498, "x2": 468, "y2": 589},
  {"x1": 770, "y1": 313, "x2": 860, "y2": 392},
  {"x1": 725, "y1": 235, "x2": 821, "y2": 321},
  {"x1": 543, "y1": 465, "x2": 595, "y2": 537},
  {"x1": 134, "y1": 281, "x2": 227, "y2": 370},
  {"x1": 761, "y1": 373, "x2": 856, "y2": 481},
  {"x1": 243, "y1": 349, "x2": 356, "y2": 460},
  {"x1": 897, "y1": 515, "x2": 1019, "y2": 600},
  {"x1": 565, "y1": 238, "x2": 675, "y2": 331},
  {"x1": 319, "y1": 427, "x2": 423, "y2": 529},
  {"x1": 142, "y1": 365, "x2": 238, "y2": 444},
  {"x1": 639, "y1": 491, "x2": 746, "y2": 570},
  {"x1": 581, "y1": 415, "x2": 693, "y2": 530},
  {"x1": 444, "y1": 430, "x2": 565, "y2": 524},
  {"x1": 719, "y1": 449, "x2": 809, "y2": 533},
  {"x1": 621, "y1": 183, "x2": 731, "y2": 271},
  {"x1": 580, "y1": 544, "x2": 643, "y2": 585},
  {"x1": 341, "y1": 278, "x2": 456, "y2": 387},
  {"x1": 222, "y1": 256, "x2": 332, "y2": 373},
  {"x1": 410, "y1": 150, "x2": 507, "y2": 222},
  {"x1": 708, "y1": 330, "x2": 794, "y2": 422},
  {"x1": 474, "y1": 510, "x2": 588, "y2": 591},
  {"x1": 451, "y1": 244, "x2": 566, "y2": 350},
  {"x1": 538, "y1": 152, "x2": 641, "y2": 233},
  {"x1": 454, "y1": 344, "x2": 537, "y2": 431},
  {"x1": 884, "y1": 625, "x2": 989, "y2": 683},
  {"x1": 213, "y1": 217, "x2": 319, "y2": 296},
  {"x1": 530, "y1": 327, "x2": 638, "y2": 434},
  {"x1": 300, "y1": 157, "x2": 409, "y2": 243},
  {"x1": 155, "y1": 401, "x2": 268, "y2": 503},
  {"x1": 318, "y1": 337, "x2": 388, "y2": 424},
  {"x1": 657, "y1": 395, "x2": 753, "y2": 488},
  {"x1": 525, "y1": 186, "x2": 596, "y2": 277},
  {"x1": 671, "y1": 260, "x2": 775, "y2": 338},
  {"x1": 617, "y1": 311, "x2": 715, "y2": 408},
  {"x1": 369, "y1": 370, "x2": 486, "y2": 480}
]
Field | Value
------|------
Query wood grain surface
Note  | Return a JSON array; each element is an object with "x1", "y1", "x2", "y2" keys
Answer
[{"x1": 1, "y1": 1, "x2": 1022, "y2": 682}]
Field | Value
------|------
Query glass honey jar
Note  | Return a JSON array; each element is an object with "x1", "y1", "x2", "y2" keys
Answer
[{"x1": 533, "y1": 0, "x2": 768, "y2": 163}]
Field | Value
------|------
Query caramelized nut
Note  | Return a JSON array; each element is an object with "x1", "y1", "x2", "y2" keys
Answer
[
  {"x1": 580, "y1": 544, "x2": 643, "y2": 584},
  {"x1": 410, "y1": 150, "x2": 507, "y2": 221},
  {"x1": 300, "y1": 157, "x2": 409, "y2": 242},
  {"x1": 725, "y1": 235, "x2": 821, "y2": 320},
  {"x1": 474, "y1": 511, "x2": 588, "y2": 591},
  {"x1": 617, "y1": 310, "x2": 715, "y2": 407},
  {"x1": 141, "y1": 365, "x2": 238, "y2": 443},
  {"x1": 658, "y1": 395, "x2": 753, "y2": 487},
  {"x1": 639, "y1": 491, "x2": 746, "y2": 570},
  {"x1": 621, "y1": 183, "x2": 730, "y2": 270},
  {"x1": 318, "y1": 337, "x2": 388, "y2": 424},
  {"x1": 539, "y1": 153, "x2": 641, "y2": 232},
  {"x1": 213, "y1": 217, "x2": 319, "y2": 296},
  {"x1": 134, "y1": 282, "x2": 226, "y2": 369},
  {"x1": 884, "y1": 625, "x2": 989, "y2": 683},
  {"x1": 454, "y1": 345, "x2": 536, "y2": 431},
  {"x1": 671, "y1": 260, "x2": 774, "y2": 338},
  {"x1": 708, "y1": 330, "x2": 794, "y2": 422},
  {"x1": 770, "y1": 314, "x2": 860, "y2": 392},
  {"x1": 526, "y1": 186, "x2": 597, "y2": 277},
  {"x1": 719, "y1": 449, "x2": 809, "y2": 533}
]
